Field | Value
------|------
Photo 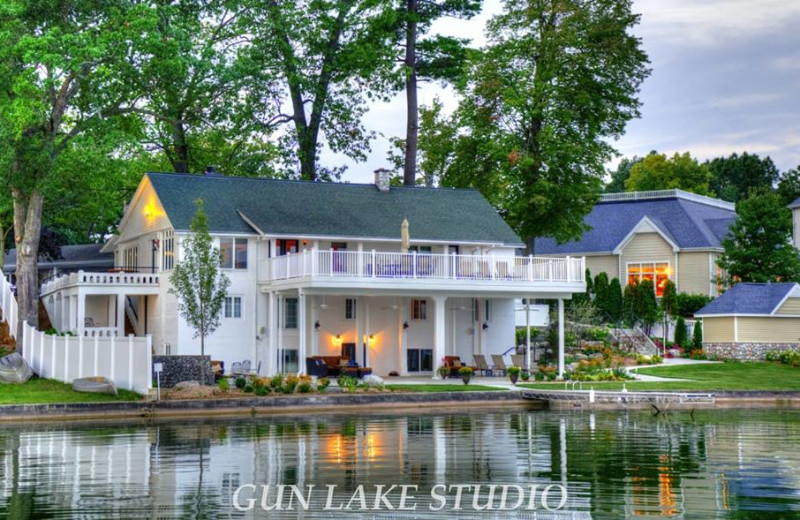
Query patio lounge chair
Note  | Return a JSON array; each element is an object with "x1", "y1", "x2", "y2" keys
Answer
[
  {"x1": 443, "y1": 356, "x2": 467, "y2": 377},
  {"x1": 491, "y1": 354, "x2": 508, "y2": 376},
  {"x1": 230, "y1": 361, "x2": 243, "y2": 377},
  {"x1": 241, "y1": 360, "x2": 252, "y2": 374},
  {"x1": 473, "y1": 354, "x2": 493, "y2": 376}
]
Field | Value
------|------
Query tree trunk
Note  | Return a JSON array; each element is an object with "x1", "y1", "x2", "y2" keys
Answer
[
  {"x1": 172, "y1": 121, "x2": 189, "y2": 173},
  {"x1": 12, "y1": 187, "x2": 44, "y2": 350},
  {"x1": 403, "y1": 0, "x2": 418, "y2": 187},
  {"x1": 200, "y1": 328, "x2": 205, "y2": 386}
]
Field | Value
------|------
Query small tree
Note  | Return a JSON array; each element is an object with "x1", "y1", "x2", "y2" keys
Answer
[
  {"x1": 635, "y1": 279, "x2": 659, "y2": 335},
  {"x1": 660, "y1": 280, "x2": 678, "y2": 347},
  {"x1": 692, "y1": 320, "x2": 703, "y2": 350},
  {"x1": 622, "y1": 283, "x2": 638, "y2": 326},
  {"x1": 673, "y1": 316, "x2": 688, "y2": 348},
  {"x1": 593, "y1": 272, "x2": 610, "y2": 319},
  {"x1": 169, "y1": 199, "x2": 231, "y2": 384},
  {"x1": 608, "y1": 278, "x2": 623, "y2": 323}
]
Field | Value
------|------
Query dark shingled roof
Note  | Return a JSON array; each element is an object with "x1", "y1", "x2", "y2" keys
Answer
[
  {"x1": 534, "y1": 196, "x2": 736, "y2": 254},
  {"x1": 695, "y1": 283, "x2": 798, "y2": 316},
  {"x1": 3, "y1": 244, "x2": 113, "y2": 273},
  {"x1": 146, "y1": 172, "x2": 524, "y2": 246},
  {"x1": 790, "y1": 196, "x2": 800, "y2": 210}
]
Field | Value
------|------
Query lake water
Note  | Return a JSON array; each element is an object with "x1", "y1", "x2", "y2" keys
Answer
[{"x1": 1, "y1": 408, "x2": 799, "y2": 519}]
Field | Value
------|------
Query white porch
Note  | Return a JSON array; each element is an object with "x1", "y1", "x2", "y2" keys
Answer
[{"x1": 40, "y1": 270, "x2": 159, "y2": 338}]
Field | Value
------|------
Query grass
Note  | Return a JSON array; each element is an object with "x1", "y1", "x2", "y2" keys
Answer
[
  {"x1": 386, "y1": 384, "x2": 506, "y2": 393},
  {"x1": 0, "y1": 378, "x2": 143, "y2": 405},
  {"x1": 520, "y1": 362, "x2": 800, "y2": 392}
]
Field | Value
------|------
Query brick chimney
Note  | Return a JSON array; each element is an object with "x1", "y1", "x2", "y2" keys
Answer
[{"x1": 374, "y1": 168, "x2": 391, "y2": 192}]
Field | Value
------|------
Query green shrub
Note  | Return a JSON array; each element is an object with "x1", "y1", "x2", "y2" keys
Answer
[
  {"x1": 217, "y1": 378, "x2": 230, "y2": 391},
  {"x1": 772, "y1": 350, "x2": 800, "y2": 367},
  {"x1": 651, "y1": 355, "x2": 663, "y2": 364},
  {"x1": 243, "y1": 384, "x2": 254, "y2": 393},
  {"x1": 675, "y1": 293, "x2": 713, "y2": 317},
  {"x1": 297, "y1": 381, "x2": 313, "y2": 393},
  {"x1": 692, "y1": 320, "x2": 703, "y2": 349},
  {"x1": 674, "y1": 316, "x2": 688, "y2": 348},
  {"x1": 317, "y1": 377, "x2": 331, "y2": 391},
  {"x1": 270, "y1": 374, "x2": 284, "y2": 390},
  {"x1": 284, "y1": 375, "x2": 299, "y2": 393},
  {"x1": 234, "y1": 377, "x2": 247, "y2": 389},
  {"x1": 520, "y1": 371, "x2": 530, "y2": 382},
  {"x1": 338, "y1": 375, "x2": 358, "y2": 393},
  {"x1": 254, "y1": 385, "x2": 269, "y2": 396},
  {"x1": 585, "y1": 327, "x2": 609, "y2": 341}
]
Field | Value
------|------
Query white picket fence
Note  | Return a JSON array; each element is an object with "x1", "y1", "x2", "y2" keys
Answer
[
  {"x1": 1, "y1": 274, "x2": 152, "y2": 395},
  {"x1": 20, "y1": 321, "x2": 152, "y2": 395}
]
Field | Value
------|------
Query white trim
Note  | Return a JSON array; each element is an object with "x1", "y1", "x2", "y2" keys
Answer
[
  {"x1": 613, "y1": 216, "x2": 680, "y2": 254},
  {"x1": 769, "y1": 284, "x2": 800, "y2": 314},
  {"x1": 237, "y1": 210, "x2": 267, "y2": 236},
  {"x1": 695, "y1": 313, "x2": 800, "y2": 318},
  {"x1": 600, "y1": 189, "x2": 735, "y2": 211},
  {"x1": 733, "y1": 316, "x2": 738, "y2": 342},
  {"x1": 261, "y1": 233, "x2": 518, "y2": 248}
]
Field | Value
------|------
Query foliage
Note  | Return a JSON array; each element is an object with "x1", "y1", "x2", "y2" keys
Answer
[
  {"x1": 622, "y1": 283, "x2": 638, "y2": 326},
  {"x1": 437, "y1": 364, "x2": 451, "y2": 378},
  {"x1": 317, "y1": 377, "x2": 331, "y2": 391},
  {"x1": 337, "y1": 375, "x2": 358, "y2": 393},
  {"x1": 706, "y1": 152, "x2": 780, "y2": 203},
  {"x1": 652, "y1": 355, "x2": 663, "y2": 364},
  {"x1": 604, "y1": 156, "x2": 643, "y2": 193},
  {"x1": 506, "y1": 366, "x2": 521, "y2": 378},
  {"x1": 675, "y1": 293, "x2": 713, "y2": 317},
  {"x1": 254, "y1": 385, "x2": 270, "y2": 396},
  {"x1": 243, "y1": 384, "x2": 254, "y2": 393},
  {"x1": 0, "y1": 378, "x2": 141, "y2": 404},
  {"x1": 673, "y1": 316, "x2": 688, "y2": 348},
  {"x1": 458, "y1": 366, "x2": 474, "y2": 377},
  {"x1": 283, "y1": 375, "x2": 300, "y2": 394},
  {"x1": 718, "y1": 189, "x2": 800, "y2": 283},
  {"x1": 765, "y1": 350, "x2": 800, "y2": 367},
  {"x1": 169, "y1": 200, "x2": 231, "y2": 384},
  {"x1": 297, "y1": 381, "x2": 313, "y2": 393},
  {"x1": 269, "y1": 374, "x2": 284, "y2": 390},
  {"x1": 660, "y1": 280, "x2": 677, "y2": 318},
  {"x1": 692, "y1": 320, "x2": 703, "y2": 350},
  {"x1": 593, "y1": 273, "x2": 610, "y2": 318},
  {"x1": 625, "y1": 151, "x2": 711, "y2": 194},
  {"x1": 520, "y1": 371, "x2": 530, "y2": 382},
  {"x1": 689, "y1": 349, "x2": 707, "y2": 360},
  {"x1": 635, "y1": 280, "x2": 659, "y2": 333},
  {"x1": 235, "y1": 377, "x2": 247, "y2": 389},
  {"x1": 776, "y1": 165, "x2": 800, "y2": 206},
  {"x1": 607, "y1": 278, "x2": 623, "y2": 323},
  {"x1": 439, "y1": 0, "x2": 650, "y2": 246},
  {"x1": 217, "y1": 378, "x2": 230, "y2": 392},
  {"x1": 516, "y1": 327, "x2": 537, "y2": 345}
]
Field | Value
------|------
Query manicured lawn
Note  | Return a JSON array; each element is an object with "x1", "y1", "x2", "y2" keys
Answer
[
  {"x1": 519, "y1": 362, "x2": 800, "y2": 392},
  {"x1": 386, "y1": 384, "x2": 506, "y2": 393},
  {"x1": 0, "y1": 378, "x2": 143, "y2": 405}
]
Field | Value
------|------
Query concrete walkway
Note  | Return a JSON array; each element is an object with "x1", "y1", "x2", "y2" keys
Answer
[{"x1": 627, "y1": 357, "x2": 721, "y2": 382}]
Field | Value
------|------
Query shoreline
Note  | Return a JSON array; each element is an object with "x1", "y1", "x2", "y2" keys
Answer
[{"x1": 2, "y1": 390, "x2": 800, "y2": 422}]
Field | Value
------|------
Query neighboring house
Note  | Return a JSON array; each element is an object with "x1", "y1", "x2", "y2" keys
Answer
[
  {"x1": 696, "y1": 282, "x2": 800, "y2": 360},
  {"x1": 534, "y1": 190, "x2": 736, "y2": 298},
  {"x1": 38, "y1": 169, "x2": 585, "y2": 377},
  {"x1": 3, "y1": 244, "x2": 114, "y2": 283}
]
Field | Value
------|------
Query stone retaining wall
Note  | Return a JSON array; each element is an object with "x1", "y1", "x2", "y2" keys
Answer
[
  {"x1": 704, "y1": 342, "x2": 800, "y2": 361},
  {"x1": 152, "y1": 355, "x2": 213, "y2": 387}
]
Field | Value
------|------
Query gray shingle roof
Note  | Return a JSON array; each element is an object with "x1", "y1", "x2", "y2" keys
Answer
[
  {"x1": 534, "y1": 196, "x2": 736, "y2": 254},
  {"x1": 790, "y1": 197, "x2": 800, "y2": 210},
  {"x1": 146, "y1": 172, "x2": 523, "y2": 246},
  {"x1": 695, "y1": 283, "x2": 798, "y2": 316},
  {"x1": 3, "y1": 244, "x2": 113, "y2": 273}
]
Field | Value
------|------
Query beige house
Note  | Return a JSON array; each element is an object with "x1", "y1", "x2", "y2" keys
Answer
[
  {"x1": 695, "y1": 282, "x2": 800, "y2": 360},
  {"x1": 534, "y1": 190, "x2": 736, "y2": 297}
]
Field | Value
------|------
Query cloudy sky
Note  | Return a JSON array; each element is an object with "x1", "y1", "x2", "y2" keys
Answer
[{"x1": 328, "y1": 0, "x2": 800, "y2": 184}]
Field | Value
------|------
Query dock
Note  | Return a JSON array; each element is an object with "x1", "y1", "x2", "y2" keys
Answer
[{"x1": 521, "y1": 389, "x2": 715, "y2": 412}]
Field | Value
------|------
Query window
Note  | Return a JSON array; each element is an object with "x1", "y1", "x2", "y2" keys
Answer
[
  {"x1": 484, "y1": 299, "x2": 492, "y2": 322},
  {"x1": 284, "y1": 298, "x2": 298, "y2": 328},
  {"x1": 220, "y1": 238, "x2": 248, "y2": 269},
  {"x1": 407, "y1": 348, "x2": 433, "y2": 372},
  {"x1": 409, "y1": 245, "x2": 433, "y2": 253},
  {"x1": 627, "y1": 262, "x2": 671, "y2": 297},
  {"x1": 448, "y1": 245, "x2": 460, "y2": 255},
  {"x1": 276, "y1": 239, "x2": 299, "y2": 256},
  {"x1": 224, "y1": 296, "x2": 242, "y2": 318},
  {"x1": 123, "y1": 247, "x2": 138, "y2": 270},
  {"x1": 282, "y1": 349, "x2": 299, "y2": 373},
  {"x1": 161, "y1": 229, "x2": 174, "y2": 271},
  {"x1": 411, "y1": 299, "x2": 427, "y2": 320},
  {"x1": 345, "y1": 298, "x2": 357, "y2": 320}
]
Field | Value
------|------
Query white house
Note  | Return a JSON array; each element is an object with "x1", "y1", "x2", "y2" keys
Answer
[{"x1": 39, "y1": 169, "x2": 585, "y2": 377}]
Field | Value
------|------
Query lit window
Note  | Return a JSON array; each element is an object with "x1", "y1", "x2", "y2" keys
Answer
[
  {"x1": 627, "y1": 262, "x2": 671, "y2": 297},
  {"x1": 285, "y1": 298, "x2": 298, "y2": 329},
  {"x1": 220, "y1": 238, "x2": 248, "y2": 269},
  {"x1": 224, "y1": 296, "x2": 242, "y2": 318},
  {"x1": 161, "y1": 229, "x2": 174, "y2": 271},
  {"x1": 411, "y1": 299, "x2": 427, "y2": 320}
]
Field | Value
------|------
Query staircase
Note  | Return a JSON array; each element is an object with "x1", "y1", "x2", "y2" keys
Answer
[
  {"x1": 124, "y1": 296, "x2": 142, "y2": 336},
  {"x1": 611, "y1": 326, "x2": 658, "y2": 356}
]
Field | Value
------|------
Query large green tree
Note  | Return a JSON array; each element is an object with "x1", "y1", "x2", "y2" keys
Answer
[
  {"x1": 625, "y1": 151, "x2": 710, "y2": 194},
  {"x1": 706, "y1": 152, "x2": 779, "y2": 203},
  {"x1": 604, "y1": 156, "x2": 643, "y2": 193},
  {"x1": 717, "y1": 189, "x2": 800, "y2": 283},
  {"x1": 777, "y1": 164, "x2": 800, "y2": 206},
  {"x1": 0, "y1": 0, "x2": 138, "y2": 340},
  {"x1": 441, "y1": 0, "x2": 650, "y2": 246}
]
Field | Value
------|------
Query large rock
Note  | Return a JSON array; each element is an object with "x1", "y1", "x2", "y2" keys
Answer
[
  {"x1": 174, "y1": 380, "x2": 201, "y2": 390},
  {"x1": 362, "y1": 374, "x2": 385, "y2": 387},
  {"x1": 0, "y1": 352, "x2": 33, "y2": 383},
  {"x1": 73, "y1": 377, "x2": 117, "y2": 396},
  {"x1": 574, "y1": 353, "x2": 589, "y2": 361}
]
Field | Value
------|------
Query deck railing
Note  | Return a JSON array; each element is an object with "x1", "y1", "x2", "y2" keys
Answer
[
  {"x1": 41, "y1": 270, "x2": 160, "y2": 295},
  {"x1": 263, "y1": 250, "x2": 585, "y2": 284}
]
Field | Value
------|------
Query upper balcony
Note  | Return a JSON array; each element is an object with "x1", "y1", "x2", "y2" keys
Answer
[
  {"x1": 258, "y1": 250, "x2": 585, "y2": 295},
  {"x1": 40, "y1": 269, "x2": 161, "y2": 297}
]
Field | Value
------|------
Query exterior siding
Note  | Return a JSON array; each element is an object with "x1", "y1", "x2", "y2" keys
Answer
[
  {"x1": 738, "y1": 317, "x2": 800, "y2": 343},
  {"x1": 776, "y1": 297, "x2": 800, "y2": 315},
  {"x1": 619, "y1": 232, "x2": 674, "y2": 286},
  {"x1": 585, "y1": 255, "x2": 620, "y2": 280},
  {"x1": 678, "y1": 252, "x2": 712, "y2": 295},
  {"x1": 117, "y1": 176, "x2": 174, "y2": 269},
  {"x1": 702, "y1": 317, "x2": 735, "y2": 343}
]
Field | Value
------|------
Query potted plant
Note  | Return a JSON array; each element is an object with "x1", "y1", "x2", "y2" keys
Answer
[
  {"x1": 506, "y1": 366, "x2": 521, "y2": 385},
  {"x1": 437, "y1": 364, "x2": 451, "y2": 379},
  {"x1": 459, "y1": 366, "x2": 474, "y2": 385}
]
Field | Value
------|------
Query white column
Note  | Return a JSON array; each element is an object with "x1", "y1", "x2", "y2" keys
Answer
[
  {"x1": 364, "y1": 296, "x2": 370, "y2": 367},
  {"x1": 268, "y1": 291, "x2": 276, "y2": 375},
  {"x1": 77, "y1": 291, "x2": 86, "y2": 337},
  {"x1": 525, "y1": 299, "x2": 531, "y2": 371},
  {"x1": 277, "y1": 294, "x2": 284, "y2": 373},
  {"x1": 311, "y1": 295, "x2": 319, "y2": 357},
  {"x1": 298, "y1": 290, "x2": 306, "y2": 374},
  {"x1": 558, "y1": 298, "x2": 565, "y2": 379},
  {"x1": 60, "y1": 297, "x2": 67, "y2": 332},
  {"x1": 355, "y1": 296, "x2": 362, "y2": 364},
  {"x1": 69, "y1": 295, "x2": 77, "y2": 332},
  {"x1": 432, "y1": 295, "x2": 446, "y2": 379},
  {"x1": 116, "y1": 294, "x2": 125, "y2": 337},
  {"x1": 401, "y1": 298, "x2": 409, "y2": 375}
]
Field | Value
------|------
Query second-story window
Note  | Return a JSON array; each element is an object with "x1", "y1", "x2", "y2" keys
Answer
[
  {"x1": 411, "y1": 299, "x2": 427, "y2": 320},
  {"x1": 161, "y1": 229, "x2": 174, "y2": 271},
  {"x1": 221, "y1": 238, "x2": 248, "y2": 269}
]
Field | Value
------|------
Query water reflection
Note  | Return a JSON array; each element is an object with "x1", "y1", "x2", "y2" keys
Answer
[{"x1": 0, "y1": 409, "x2": 799, "y2": 518}]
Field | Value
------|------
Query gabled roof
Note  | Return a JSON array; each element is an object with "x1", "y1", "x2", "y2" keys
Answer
[
  {"x1": 145, "y1": 172, "x2": 524, "y2": 246},
  {"x1": 3, "y1": 244, "x2": 113, "y2": 274},
  {"x1": 534, "y1": 190, "x2": 736, "y2": 254},
  {"x1": 695, "y1": 283, "x2": 800, "y2": 317}
]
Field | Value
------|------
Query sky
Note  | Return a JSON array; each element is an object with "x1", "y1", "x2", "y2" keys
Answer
[{"x1": 326, "y1": 0, "x2": 800, "y2": 184}]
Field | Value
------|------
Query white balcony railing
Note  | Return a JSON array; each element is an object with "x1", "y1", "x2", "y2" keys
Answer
[
  {"x1": 41, "y1": 270, "x2": 160, "y2": 295},
  {"x1": 261, "y1": 250, "x2": 585, "y2": 284}
]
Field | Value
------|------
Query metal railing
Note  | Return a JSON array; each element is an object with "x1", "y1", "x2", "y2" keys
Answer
[{"x1": 262, "y1": 250, "x2": 585, "y2": 284}]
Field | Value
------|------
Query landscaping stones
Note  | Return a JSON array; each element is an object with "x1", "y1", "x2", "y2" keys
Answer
[
  {"x1": 574, "y1": 353, "x2": 588, "y2": 361},
  {"x1": 0, "y1": 352, "x2": 33, "y2": 383},
  {"x1": 589, "y1": 353, "x2": 604, "y2": 361},
  {"x1": 73, "y1": 377, "x2": 117, "y2": 396},
  {"x1": 705, "y1": 342, "x2": 800, "y2": 361},
  {"x1": 152, "y1": 356, "x2": 213, "y2": 387},
  {"x1": 362, "y1": 374, "x2": 385, "y2": 387},
  {"x1": 174, "y1": 381, "x2": 200, "y2": 390}
]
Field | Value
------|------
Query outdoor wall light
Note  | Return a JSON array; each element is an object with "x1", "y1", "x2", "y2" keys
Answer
[
  {"x1": 314, "y1": 321, "x2": 320, "y2": 330},
  {"x1": 403, "y1": 322, "x2": 409, "y2": 330},
  {"x1": 482, "y1": 322, "x2": 489, "y2": 331}
]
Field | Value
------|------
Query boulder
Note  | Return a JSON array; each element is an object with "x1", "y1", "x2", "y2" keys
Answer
[
  {"x1": 73, "y1": 377, "x2": 117, "y2": 396},
  {"x1": 0, "y1": 352, "x2": 33, "y2": 383},
  {"x1": 574, "y1": 353, "x2": 589, "y2": 361},
  {"x1": 589, "y1": 353, "x2": 605, "y2": 361},
  {"x1": 174, "y1": 380, "x2": 201, "y2": 390},
  {"x1": 362, "y1": 374, "x2": 385, "y2": 387},
  {"x1": 668, "y1": 348, "x2": 682, "y2": 358}
]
